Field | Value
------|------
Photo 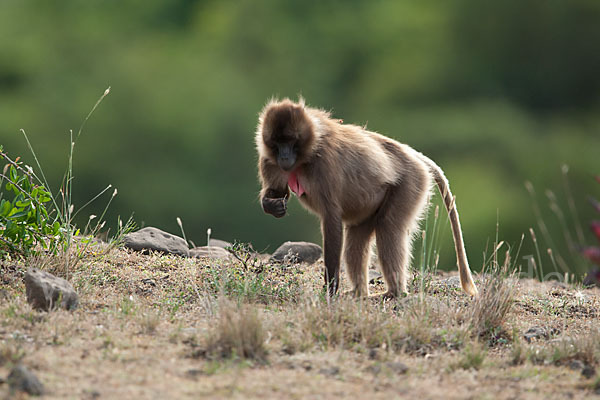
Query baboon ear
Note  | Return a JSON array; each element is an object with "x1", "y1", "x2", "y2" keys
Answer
[{"x1": 298, "y1": 96, "x2": 306, "y2": 108}]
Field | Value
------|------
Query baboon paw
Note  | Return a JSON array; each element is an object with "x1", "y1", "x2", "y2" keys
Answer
[{"x1": 262, "y1": 197, "x2": 287, "y2": 218}]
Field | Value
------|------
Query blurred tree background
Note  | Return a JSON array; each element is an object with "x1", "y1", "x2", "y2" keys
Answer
[{"x1": 1, "y1": 0, "x2": 599, "y2": 278}]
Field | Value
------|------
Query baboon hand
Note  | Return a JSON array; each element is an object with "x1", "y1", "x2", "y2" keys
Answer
[{"x1": 262, "y1": 196, "x2": 288, "y2": 218}]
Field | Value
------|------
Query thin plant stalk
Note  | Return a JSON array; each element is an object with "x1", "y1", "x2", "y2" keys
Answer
[
  {"x1": 72, "y1": 184, "x2": 113, "y2": 220},
  {"x1": 561, "y1": 165, "x2": 586, "y2": 245}
]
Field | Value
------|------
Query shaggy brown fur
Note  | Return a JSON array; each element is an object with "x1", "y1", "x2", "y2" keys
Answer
[{"x1": 256, "y1": 98, "x2": 478, "y2": 297}]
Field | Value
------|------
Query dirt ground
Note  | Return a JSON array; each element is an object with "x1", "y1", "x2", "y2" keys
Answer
[{"x1": 1, "y1": 247, "x2": 599, "y2": 399}]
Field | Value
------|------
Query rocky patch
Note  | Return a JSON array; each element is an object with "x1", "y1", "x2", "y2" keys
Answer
[
  {"x1": 124, "y1": 227, "x2": 189, "y2": 257},
  {"x1": 24, "y1": 268, "x2": 78, "y2": 311},
  {"x1": 208, "y1": 238, "x2": 232, "y2": 249},
  {"x1": 270, "y1": 241, "x2": 322, "y2": 264},
  {"x1": 190, "y1": 246, "x2": 232, "y2": 260},
  {"x1": 366, "y1": 361, "x2": 409, "y2": 376},
  {"x1": 7, "y1": 365, "x2": 44, "y2": 396},
  {"x1": 523, "y1": 326, "x2": 560, "y2": 343},
  {"x1": 368, "y1": 269, "x2": 382, "y2": 283}
]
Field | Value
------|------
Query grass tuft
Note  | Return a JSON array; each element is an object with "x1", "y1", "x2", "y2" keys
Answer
[
  {"x1": 453, "y1": 340, "x2": 487, "y2": 370},
  {"x1": 204, "y1": 300, "x2": 268, "y2": 362},
  {"x1": 529, "y1": 330, "x2": 600, "y2": 367},
  {"x1": 469, "y1": 270, "x2": 516, "y2": 342}
]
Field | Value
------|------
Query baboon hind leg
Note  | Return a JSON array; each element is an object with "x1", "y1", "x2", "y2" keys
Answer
[
  {"x1": 343, "y1": 222, "x2": 375, "y2": 297},
  {"x1": 375, "y1": 186, "x2": 429, "y2": 297},
  {"x1": 375, "y1": 223, "x2": 411, "y2": 297}
]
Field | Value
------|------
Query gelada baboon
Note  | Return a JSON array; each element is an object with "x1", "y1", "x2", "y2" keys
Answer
[{"x1": 256, "y1": 98, "x2": 478, "y2": 298}]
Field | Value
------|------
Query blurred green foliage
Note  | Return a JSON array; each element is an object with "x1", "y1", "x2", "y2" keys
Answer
[{"x1": 0, "y1": 1, "x2": 599, "y2": 277}]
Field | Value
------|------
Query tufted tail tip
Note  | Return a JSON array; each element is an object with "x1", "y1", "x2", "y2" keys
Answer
[{"x1": 461, "y1": 280, "x2": 478, "y2": 297}]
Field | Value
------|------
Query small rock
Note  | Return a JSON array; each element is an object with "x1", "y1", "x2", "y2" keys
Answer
[
  {"x1": 270, "y1": 241, "x2": 322, "y2": 264},
  {"x1": 386, "y1": 361, "x2": 409, "y2": 374},
  {"x1": 366, "y1": 363, "x2": 381, "y2": 375},
  {"x1": 582, "y1": 364, "x2": 596, "y2": 379},
  {"x1": 437, "y1": 276, "x2": 461, "y2": 289},
  {"x1": 141, "y1": 278, "x2": 156, "y2": 287},
  {"x1": 8, "y1": 364, "x2": 44, "y2": 396},
  {"x1": 282, "y1": 360, "x2": 296, "y2": 370},
  {"x1": 209, "y1": 239, "x2": 233, "y2": 249},
  {"x1": 301, "y1": 361, "x2": 312, "y2": 371},
  {"x1": 366, "y1": 361, "x2": 408, "y2": 375},
  {"x1": 368, "y1": 269, "x2": 382, "y2": 284},
  {"x1": 185, "y1": 369, "x2": 206, "y2": 379},
  {"x1": 568, "y1": 360, "x2": 584, "y2": 371},
  {"x1": 523, "y1": 326, "x2": 548, "y2": 343},
  {"x1": 318, "y1": 366, "x2": 340, "y2": 377},
  {"x1": 368, "y1": 348, "x2": 379, "y2": 360},
  {"x1": 124, "y1": 227, "x2": 189, "y2": 257},
  {"x1": 189, "y1": 246, "x2": 231, "y2": 260},
  {"x1": 24, "y1": 268, "x2": 78, "y2": 311}
]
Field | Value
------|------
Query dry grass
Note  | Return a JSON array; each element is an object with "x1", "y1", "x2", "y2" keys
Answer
[
  {"x1": 452, "y1": 340, "x2": 487, "y2": 371},
  {"x1": 1, "y1": 247, "x2": 599, "y2": 399},
  {"x1": 204, "y1": 300, "x2": 268, "y2": 362},
  {"x1": 528, "y1": 329, "x2": 600, "y2": 367},
  {"x1": 469, "y1": 272, "x2": 516, "y2": 341}
]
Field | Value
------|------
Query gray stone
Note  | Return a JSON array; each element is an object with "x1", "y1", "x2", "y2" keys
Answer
[
  {"x1": 24, "y1": 268, "x2": 78, "y2": 311},
  {"x1": 270, "y1": 241, "x2": 322, "y2": 264},
  {"x1": 568, "y1": 359, "x2": 584, "y2": 371},
  {"x1": 523, "y1": 326, "x2": 547, "y2": 343},
  {"x1": 582, "y1": 364, "x2": 596, "y2": 379},
  {"x1": 124, "y1": 227, "x2": 189, "y2": 257},
  {"x1": 189, "y1": 246, "x2": 231, "y2": 260},
  {"x1": 8, "y1": 365, "x2": 44, "y2": 396},
  {"x1": 368, "y1": 348, "x2": 380, "y2": 360},
  {"x1": 385, "y1": 361, "x2": 408, "y2": 374},
  {"x1": 437, "y1": 276, "x2": 462, "y2": 288},
  {"x1": 185, "y1": 369, "x2": 206, "y2": 379},
  {"x1": 368, "y1": 269, "x2": 382, "y2": 283},
  {"x1": 366, "y1": 361, "x2": 408, "y2": 376},
  {"x1": 209, "y1": 238, "x2": 233, "y2": 249},
  {"x1": 318, "y1": 366, "x2": 340, "y2": 377}
]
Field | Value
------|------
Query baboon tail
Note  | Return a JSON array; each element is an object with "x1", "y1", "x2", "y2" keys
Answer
[{"x1": 420, "y1": 156, "x2": 478, "y2": 296}]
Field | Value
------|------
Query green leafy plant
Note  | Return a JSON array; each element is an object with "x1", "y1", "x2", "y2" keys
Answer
[
  {"x1": 0, "y1": 147, "x2": 62, "y2": 256},
  {"x1": 0, "y1": 87, "x2": 129, "y2": 271}
]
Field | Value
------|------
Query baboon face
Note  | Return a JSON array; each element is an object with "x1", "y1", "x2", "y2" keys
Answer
[
  {"x1": 274, "y1": 140, "x2": 298, "y2": 171},
  {"x1": 262, "y1": 103, "x2": 313, "y2": 171}
]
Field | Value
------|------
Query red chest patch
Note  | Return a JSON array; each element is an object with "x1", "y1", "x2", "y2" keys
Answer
[{"x1": 288, "y1": 169, "x2": 306, "y2": 197}]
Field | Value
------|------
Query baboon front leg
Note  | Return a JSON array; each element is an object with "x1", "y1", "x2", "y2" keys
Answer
[
  {"x1": 343, "y1": 222, "x2": 374, "y2": 297},
  {"x1": 322, "y1": 215, "x2": 343, "y2": 296}
]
